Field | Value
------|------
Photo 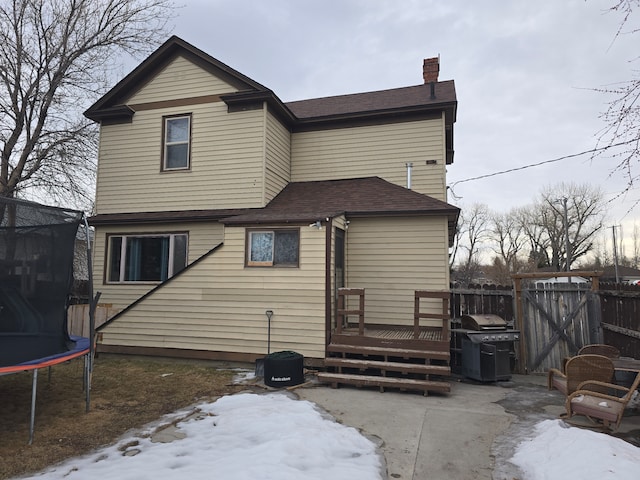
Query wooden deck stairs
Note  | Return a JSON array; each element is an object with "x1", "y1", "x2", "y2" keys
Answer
[{"x1": 317, "y1": 289, "x2": 452, "y2": 395}]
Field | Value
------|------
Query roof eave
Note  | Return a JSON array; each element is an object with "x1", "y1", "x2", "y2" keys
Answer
[
  {"x1": 221, "y1": 90, "x2": 297, "y2": 126},
  {"x1": 84, "y1": 105, "x2": 135, "y2": 123},
  {"x1": 88, "y1": 208, "x2": 253, "y2": 226},
  {"x1": 292, "y1": 101, "x2": 457, "y2": 131},
  {"x1": 345, "y1": 208, "x2": 459, "y2": 218}
]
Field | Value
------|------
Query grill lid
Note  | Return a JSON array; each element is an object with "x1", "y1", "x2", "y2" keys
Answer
[{"x1": 461, "y1": 314, "x2": 508, "y2": 331}]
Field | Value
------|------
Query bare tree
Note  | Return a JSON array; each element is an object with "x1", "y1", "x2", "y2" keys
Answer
[
  {"x1": 514, "y1": 206, "x2": 551, "y2": 269},
  {"x1": 594, "y1": 0, "x2": 640, "y2": 192},
  {"x1": 451, "y1": 203, "x2": 490, "y2": 284},
  {"x1": 632, "y1": 222, "x2": 640, "y2": 268},
  {"x1": 536, "y1": 183, "x2": 606, "y2": 270},
  {"x1": 0, "y1": 0, "x2": 175, "y2": 207},
  {"x1": 489, "y1": 209, "x2": 526, "y2": 274}
]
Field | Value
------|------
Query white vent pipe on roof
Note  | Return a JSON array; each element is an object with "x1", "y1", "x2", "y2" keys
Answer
[{"x1": 406, "y1": 162, "x2": 413, "y2": 190}]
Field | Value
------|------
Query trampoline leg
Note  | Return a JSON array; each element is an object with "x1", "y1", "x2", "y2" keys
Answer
[
  {"x1": 29, "y1": 369, "x2": 38, "y2": 445},
  {"x1": 85, "y1": 353, "x2": 91, "y2": 413}
]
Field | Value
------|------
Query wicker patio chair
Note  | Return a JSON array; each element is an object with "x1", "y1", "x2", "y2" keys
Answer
[
  {"x1": 565, "y1": 370, "x2": 640, "y2": 431},
  {"x1": 547, "y1": 354, "x2": 615, "y2": 396},
  {"x1": 577, "y1": 344, "x2": 620, "y2": 359}
]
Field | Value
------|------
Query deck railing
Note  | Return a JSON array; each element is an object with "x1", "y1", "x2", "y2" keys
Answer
[
  {"x1": 336, "y1": 288, "x2": 450, "y2": 340},
  {"x1": 414, "y1": 290, "x2": 450, "y2": 340},
  {"x1": 336, "y1": 288, "x2": 365, "y2": 334}
]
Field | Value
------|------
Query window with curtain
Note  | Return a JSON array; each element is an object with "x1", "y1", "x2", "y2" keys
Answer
[
  {"x1": 247, "y1": 229, "x2": 299, "y2": 267},
  {"x1": 107, "y1": 233, "x2": 188, "y2": 282}
]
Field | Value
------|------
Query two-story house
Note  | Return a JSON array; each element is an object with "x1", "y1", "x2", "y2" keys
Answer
[{"x1": 85, "y1": 36, "x2": 459, "y2": 390}]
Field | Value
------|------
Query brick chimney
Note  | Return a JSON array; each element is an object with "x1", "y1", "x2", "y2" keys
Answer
[{"x1": 423, "y1": 57, "x2": 439, "y2": 83}]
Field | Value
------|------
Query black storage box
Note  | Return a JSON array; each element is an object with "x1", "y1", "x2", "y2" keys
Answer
[{"x1": 264, "y1": 351, "x2": 304, "y2": 387}]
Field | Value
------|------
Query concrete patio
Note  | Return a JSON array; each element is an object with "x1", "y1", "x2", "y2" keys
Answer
[{"x1": 295, "y1": 373, "x2": 640, "y2": 480}]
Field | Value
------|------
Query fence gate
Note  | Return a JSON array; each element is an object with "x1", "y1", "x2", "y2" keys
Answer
[{"x1": 513, "y1": 272, "x2": 602, "y2": 374}]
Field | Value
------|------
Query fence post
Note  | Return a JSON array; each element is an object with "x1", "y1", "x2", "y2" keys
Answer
[{"x1": 513, "y1": 277, "x2": 528, "y2": 374}]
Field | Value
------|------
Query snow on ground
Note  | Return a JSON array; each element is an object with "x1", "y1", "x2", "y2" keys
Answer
[
  {"x1": 16, "y1": 392, "x2": 384, "y2": 480},
  {"x1": 511, "y1": 419, "x2": 640, "y2": 480},
  {"x1": 230, "y1": 369, "x2": 256, "y2": 384},
  {"x1": 11, "y1": 382, "x2": 640, "y2": 480}
]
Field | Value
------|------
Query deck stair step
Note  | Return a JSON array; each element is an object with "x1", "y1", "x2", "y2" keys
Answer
[
  {"x1": 326, "y1": 343, "x2": 450, "y2": 361},
  {"x1": 317, "y1": 372, "x2": 451, "y2": 394},
  {"x1": 324, "y1": 357, "x2": 450, "y2": 376}
]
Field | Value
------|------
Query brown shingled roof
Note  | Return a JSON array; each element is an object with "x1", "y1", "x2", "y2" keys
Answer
[
  {"x1": 85, "y1": 36, "x2": 457, "y2": 135},
  {"x1": 285, "y1": 82, "x2": 456, "y2": 120},
  {"x1": 222, "y1": 177, "x2": 459, "y2": 225},
  {"x1": 88, "y1": 208, "x2": 254, "y2": 226}
]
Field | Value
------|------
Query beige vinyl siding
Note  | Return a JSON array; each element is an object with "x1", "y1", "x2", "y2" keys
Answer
[
  {"x1": 96, "y1": 103, "x2": 266, "y2": 214},
  {"x1": 264, "y1": 109, "x2": 291, "y2": 202},
  {"x1": 291, "y1": 118, "x2": 447, "y2": 200},
  {"x1": 345, "y1": 216, "x2": 450, "y2": 327},
  {"x1": 127, "y1": 56, "x2": 236, "y2": 104},
  {"x1": 92, "y1": 222, "x2": 224, "y2": 310},
  {"x1": 98, "y1": 225, "x2": 328, "y2": 359}
]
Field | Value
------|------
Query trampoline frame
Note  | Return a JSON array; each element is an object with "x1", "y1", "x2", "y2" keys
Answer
[
  {"x1": 0, "y1": 336, "x2": 91, "y2": 444},
  {"x1": 0, "y1": 201, "x2": 99, "y2": 444}
]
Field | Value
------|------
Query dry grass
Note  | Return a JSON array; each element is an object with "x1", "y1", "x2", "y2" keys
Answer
[{"x1": 0, "y1": 354, "x2": 246, "y2": 479}]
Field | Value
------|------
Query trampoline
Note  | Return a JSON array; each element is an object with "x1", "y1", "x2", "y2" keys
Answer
[{"x1": 0, "y1": 197, "x2": 97, "y2": 443}]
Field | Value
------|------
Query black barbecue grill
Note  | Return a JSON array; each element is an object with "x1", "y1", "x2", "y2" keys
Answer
[{"x1": 454, "y1": 314, "x2": 520, "y2": 382}]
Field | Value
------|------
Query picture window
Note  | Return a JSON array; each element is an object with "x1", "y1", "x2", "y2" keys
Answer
[{"x1": 107, "y1": 233, "x2": 188, "y2": 282}]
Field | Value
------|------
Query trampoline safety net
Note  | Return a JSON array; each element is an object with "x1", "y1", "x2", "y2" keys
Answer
[{"x1": 0, "y1": 197, "x2": 83, "y2": 367}]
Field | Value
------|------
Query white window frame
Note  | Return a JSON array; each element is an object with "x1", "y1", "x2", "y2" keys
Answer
[
  {"x1": 162, "y1": 114, "x2": 191, "y2": 171},
  {"x1": 107, "y1": 233, "x2": 188, "y2": 283}
]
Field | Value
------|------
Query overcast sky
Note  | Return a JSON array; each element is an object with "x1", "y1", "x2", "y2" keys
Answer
[{"x1": 166, "y1": 0, "x2": 638, "y2": 258}]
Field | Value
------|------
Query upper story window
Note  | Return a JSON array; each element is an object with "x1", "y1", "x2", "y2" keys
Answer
[
  {"x1": 107, "y1": 233, "x2": 188, "y2": 283},
  {"x1": 246, "y1": 229, "x2": 299, "y2": 267},
  {"x1": 162, "y1": 114, "x2": 191, "y2": 170}
]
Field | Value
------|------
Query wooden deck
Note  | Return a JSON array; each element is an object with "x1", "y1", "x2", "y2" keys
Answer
[
  {"x1": 317, "y1": 289, "x2": 452, "y2": 395},
  {"x1": 342, "y1": 325, "x2": 445, "y2": 341}
]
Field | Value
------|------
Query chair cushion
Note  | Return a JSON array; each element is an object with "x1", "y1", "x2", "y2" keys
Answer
[
  {"x1": 570, "y1": 394, "x2": 623, "y2": 423},
  {"x1": 552, "y1": 376, "x2": 567, "y2": 395}
]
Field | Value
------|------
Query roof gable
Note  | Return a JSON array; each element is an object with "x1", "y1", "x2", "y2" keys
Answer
[{"x1": 84, "y1": 36, "x2": 271, "y2": 121}]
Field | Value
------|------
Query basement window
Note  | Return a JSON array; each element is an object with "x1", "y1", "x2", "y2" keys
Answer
[
  {"x1": 107, "y1": 233, "x2": 188, "y2": 283},
  {"x1": 247, "y1": 229, "x2": 299, "y2": 267}
]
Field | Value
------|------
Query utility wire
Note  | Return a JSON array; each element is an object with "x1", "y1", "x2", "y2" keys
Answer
[
  {"x1": 448, "y1": 140, "x2": 639, "y2": 222},
  {"x1": 448, "y1": 141, "x2": 632, "y2": 190}
]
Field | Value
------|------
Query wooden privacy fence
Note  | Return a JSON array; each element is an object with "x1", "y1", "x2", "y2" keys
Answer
[
  {"x1": 513, "y1": 272, "x2": 602, "y2": 374},
  {"x1": 450, "y1": 284, "x2": 514, "y2": 322},
  {"x1": 454, "y1": 272, "x2": 640, "y2": 375},
  {"x1": 599, "y1": 282, "x2": 640, "y2": 359},
  {"x1": 516, "y1": 284, "x2": 600, "y2": 373},
  {"x1": 67, "y1": 304, "x2": 120, "y2": 337}
]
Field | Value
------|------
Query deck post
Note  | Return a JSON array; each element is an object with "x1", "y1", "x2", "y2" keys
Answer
[
  {"x1": 414, "y1": 290, "x2": 451, "y2": 340},
  {"x1": 336, "y1": 288, "x2": 365, "y2": 335},
  {"x1": 336, "y1": 293, "x2": 344, "y2": 334},
  {"x1": 358, "y1": 291, "x2": 365, "y2": 335}
]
